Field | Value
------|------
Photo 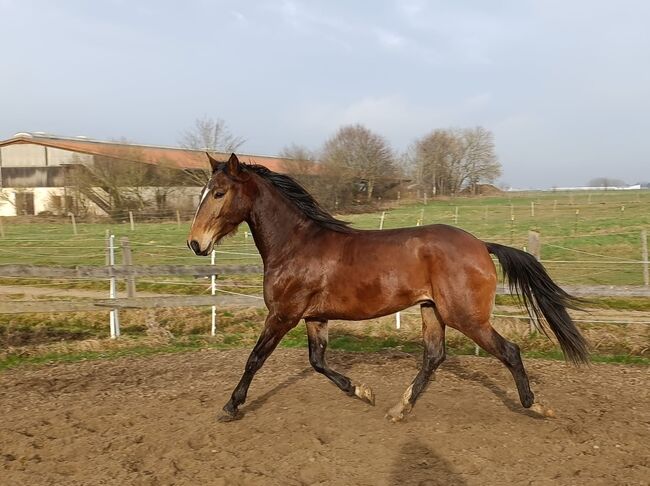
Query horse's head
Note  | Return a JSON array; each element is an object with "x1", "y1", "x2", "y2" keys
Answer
[{"x1": 187, "y1": 153, "x2": 253, "y2": 256}]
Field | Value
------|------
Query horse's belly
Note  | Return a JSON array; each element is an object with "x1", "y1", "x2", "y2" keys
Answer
[{"x1": 306, "y1": 274, "x2": 431, "y2": 320}]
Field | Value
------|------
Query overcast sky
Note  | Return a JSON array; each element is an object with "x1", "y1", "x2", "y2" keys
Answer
[{"x1": 1, "y1": 0, "x2": 648, "y2": 188}]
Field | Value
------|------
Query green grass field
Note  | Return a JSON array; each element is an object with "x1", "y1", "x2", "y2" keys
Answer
[
  {"x1": 1, "y1": 189, "x2": 648, "y2": 285},
  {"x1": 1, "y1": 189, "x2": 649, "y2": 370}
]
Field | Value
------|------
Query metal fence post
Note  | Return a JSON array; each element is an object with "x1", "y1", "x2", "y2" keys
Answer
[
  {"x1": 211, "y1": 249, "x2": 217, "y2": 336},
  {"x1": 108, "y1": 234, "x2": 120, "y2": 338}
]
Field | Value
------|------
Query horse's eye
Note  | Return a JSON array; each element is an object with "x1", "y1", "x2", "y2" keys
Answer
[{"x1": 214, "y1": 191, "x2": 225, "y2": 199}]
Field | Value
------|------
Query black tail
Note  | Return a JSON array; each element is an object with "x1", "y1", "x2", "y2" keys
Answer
[{"x1": 486, "y1": 242, "x2": 589, "y2": 365}]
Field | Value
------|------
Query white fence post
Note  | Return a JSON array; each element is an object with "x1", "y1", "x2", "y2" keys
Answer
[
  {"x1": 68, "y1": 212, "x2": 78, "y2": 235},
  {"x1": 108, "y1": 234, "x2": 120, "y2": 339},
  {"x1": 211, "y1": 249, "x2": 217, "y2": 336},
  {"x1": 379, "y1": 211, "x2": 386, "y2": 230}
]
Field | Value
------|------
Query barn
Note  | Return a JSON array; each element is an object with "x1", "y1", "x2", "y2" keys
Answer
[{"x1": 0, "y1": 133, "x2": 289, "y2": 217}]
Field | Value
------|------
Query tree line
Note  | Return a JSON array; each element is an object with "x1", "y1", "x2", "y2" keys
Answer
[
  {"x1": 69, "y1": 116, "x2": 503, "y2": 216},
  {"x1": 279, "y1": 124, "x2": 501, "y2": 210},
  {"x1": 179, "y1": 117, "x2": 502, "y2": 207}
]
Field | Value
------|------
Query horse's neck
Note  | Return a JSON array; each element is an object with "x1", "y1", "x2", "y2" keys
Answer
[{"x1": 246, "y1": 180, "x2": 316, "y2": 265}]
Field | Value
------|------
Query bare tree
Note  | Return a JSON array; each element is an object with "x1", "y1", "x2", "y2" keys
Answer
[
  {"x1": 321, "y1": 124, "x2": 396, "y2": 203},
  {"x1": 179, "y1": 116, "x2": 245, "y2": 184},
  {"x1": 69, "y1": 142, "x2": 184, "y2": 218},
  {"x1": 279, "y1": 143, "x2": 320, "y2": 193},
  {"x1": 179, "y1": 116, "x2": 245, "y2": 152},
  {"x1": 460, "y1": 127, "x2": 502, "y2": 194},
  {"x1": 413, "y1": 126, "x2": 501, "y2": 196}
]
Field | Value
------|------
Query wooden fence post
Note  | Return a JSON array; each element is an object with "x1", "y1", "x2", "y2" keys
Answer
[
  {"x1": 527, "y1": 230, "x2": 542, "y2": 334},
  {"x1": 642, "y1": 229, "x2": 649, "y2": 287},
  {"x1": 527, "y1": 230, "x2": 541, "y2": 261},
  {"x1": 121, "y1": 237, "x2": 136, "y2": 298},
  {"x1": 176, "y1": 209, "x2": 181, "y2": 229},
  {"x1": 129, "y1": 211, "x2": 135, "y2": 231}
]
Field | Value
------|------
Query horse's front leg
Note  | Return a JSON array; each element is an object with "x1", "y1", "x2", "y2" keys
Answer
[{"x1": 219, "y1": 312, "x2": 299, "y2": 422}]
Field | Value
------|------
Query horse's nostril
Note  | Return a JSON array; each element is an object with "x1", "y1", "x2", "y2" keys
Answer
[{"x1": 189, "y1": 240, "x2": 201, "y2": 255}]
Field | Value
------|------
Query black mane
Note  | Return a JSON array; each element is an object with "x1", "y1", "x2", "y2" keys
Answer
[{"x1": 220, "y1": 162, "x2": 353, "y2": 233}]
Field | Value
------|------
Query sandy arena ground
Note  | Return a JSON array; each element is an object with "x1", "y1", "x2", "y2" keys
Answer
[{"x1": 1, "y1": 349, "x2": 648, "y2": 485}]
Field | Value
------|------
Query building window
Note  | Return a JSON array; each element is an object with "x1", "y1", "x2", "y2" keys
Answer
[{"x1": 15, "y1": 192, "x2": 35, "y2": 215}]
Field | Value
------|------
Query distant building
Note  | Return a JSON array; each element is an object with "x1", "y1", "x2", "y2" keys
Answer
[{"x1": 0, "y1": 133, "x2": 289, "y2": 217}]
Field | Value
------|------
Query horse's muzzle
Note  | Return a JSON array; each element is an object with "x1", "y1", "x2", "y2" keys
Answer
[{"x1": 188, "y1": 239, "x2": 210, "y2": 256}]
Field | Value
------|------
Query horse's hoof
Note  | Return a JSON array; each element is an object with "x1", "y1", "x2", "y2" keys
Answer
[
  {"x1": 354, "y1": 383, "x2": 375, "y2": 406},
  {"x1": 217, "y1": 409, "x2": 242, "y2": 422},
  {"x1": 529, "y1": 402, "x2": 555, "y2": 418},
  {"x1": 385, "y1": 404, "x2": 408, "y2": 423}
]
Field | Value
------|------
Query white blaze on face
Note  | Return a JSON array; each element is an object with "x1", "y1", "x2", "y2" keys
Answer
[{"x1": 191, "y1": 182, "x2": 212, "y2": 227}]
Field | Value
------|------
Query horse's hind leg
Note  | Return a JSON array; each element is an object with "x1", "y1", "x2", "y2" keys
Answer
[
  {"x1": 386, "y1": 303, "x2": 445, "y2": 422},
  {"x1": 306, "y1": 319, "x2": 375, "y2": 405},
  {"x1": 462, "y1": 322, "x2": 535, "y2": 408}
]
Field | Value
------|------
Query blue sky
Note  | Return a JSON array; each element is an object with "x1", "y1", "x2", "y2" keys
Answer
[{"x1": 1, "y1": 0, "x2": 648, "y2": 187}]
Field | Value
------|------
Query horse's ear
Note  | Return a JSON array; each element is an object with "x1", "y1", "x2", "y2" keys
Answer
[
  {"x1": 206, "y1": 152, "x2": 220, "y2": 172},
  {"x1": 227, "y1": 153, "x2": 241, "y2": 177}
]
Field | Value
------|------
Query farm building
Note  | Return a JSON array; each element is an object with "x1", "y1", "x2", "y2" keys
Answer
[{"x1": 0, "y1": 133, "x2": 289, "y2": 217}]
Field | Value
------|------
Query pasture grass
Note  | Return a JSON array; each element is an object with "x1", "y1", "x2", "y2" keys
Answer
[
  {"x1": 1, "y1": 303, "x2": 647, "y2": 371},
  {"x1": 0, "y1": 189, "x2": 648, "y2": 285},
  {"x1": 1, "y1": 333, "x2": 647, "y2": 372}
]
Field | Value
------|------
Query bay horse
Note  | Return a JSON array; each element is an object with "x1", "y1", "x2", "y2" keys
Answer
[{"x1": 188, "y1": 153, "x2": 588, "y2": 422}]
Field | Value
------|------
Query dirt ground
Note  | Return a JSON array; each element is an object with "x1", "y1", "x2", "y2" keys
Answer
[{"x1": 1, "y1": 349, "x2": 648, "y2": 486}]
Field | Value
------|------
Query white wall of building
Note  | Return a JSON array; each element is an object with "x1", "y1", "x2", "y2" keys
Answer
[
  {"x1": 0, "y1": 189, "x2": 15, "y2": 217},
  {"x1": 0, "y1": 144, "x2": 93, "y2": 167},
  {"x1": 0, "y1": 186, "x2": 201, "y2": 216}
]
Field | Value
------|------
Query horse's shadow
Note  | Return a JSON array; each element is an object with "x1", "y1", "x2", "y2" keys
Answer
[
  {"x1": 444, "y1": 358, "x2": 544, "y2": 419},
  {"x1": 389, "y1": 439, "x2": 467, "y2": 486},
  {"x1": 243, "y1": 367, "x2": 314, "y2": 414}
]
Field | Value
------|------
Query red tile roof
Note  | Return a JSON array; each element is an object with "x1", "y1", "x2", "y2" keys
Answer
[{"x1": 0, "y1": 134, "x2": 290, "y2": 172}]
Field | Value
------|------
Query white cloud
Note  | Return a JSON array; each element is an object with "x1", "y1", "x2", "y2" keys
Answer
[
  {"x1": 375, "y1": 29, "x2": 406, "y2": 49},
  {"x1": 230, "y1": 10, "x2": 247, "y2": 25}
]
